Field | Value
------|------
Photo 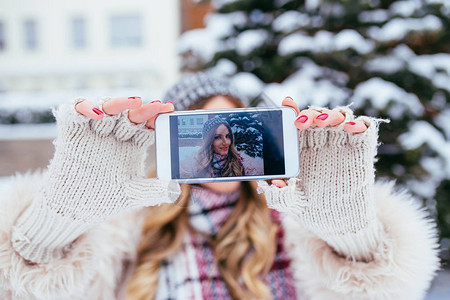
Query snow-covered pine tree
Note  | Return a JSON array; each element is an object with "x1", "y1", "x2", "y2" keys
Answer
[
  {"x1": 226, "y1": 112, "x2": 264, "y2": 157},
  {"x1": 180, "y1": 0, "x2": 450, "y2": 264}
]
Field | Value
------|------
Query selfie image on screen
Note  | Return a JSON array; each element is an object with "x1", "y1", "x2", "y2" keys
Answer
[{"x1": 169, "y1": 111, "x2": 285, "y2": 179}]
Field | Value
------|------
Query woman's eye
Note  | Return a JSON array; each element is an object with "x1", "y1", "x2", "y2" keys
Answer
[{"x1": 214, "y1": 136, "x2": 220, "y2": 140}]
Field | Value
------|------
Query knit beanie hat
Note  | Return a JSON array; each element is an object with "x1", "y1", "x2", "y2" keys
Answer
[
  {"x1": 202, "y1": 116, "x2": 230, "y2": 139},
  {"x1": 163, "y1": 72, "x2": 246, "y2": 111}
]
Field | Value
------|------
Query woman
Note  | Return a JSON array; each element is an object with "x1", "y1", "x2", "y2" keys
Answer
[
  {"x1": 0, "y1": 72, "x2": 440, "y2": 300},
  {"x1": 187, "y1": 116, "x2": 244, "y2": 178}
]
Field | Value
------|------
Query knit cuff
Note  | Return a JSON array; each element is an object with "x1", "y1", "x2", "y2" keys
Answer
[
  {"x1": 52, "y1": 98, "x2": 91, "y2": 136},
  {"x1": 259, "y1": 178, "x2": 382, "y2": 262},
  {"x1": 257, "y1": 178, "x2": 308, "y2": 216},
  {"x1": 55, "y1": 98, "x2": 155, "y2": 147},
  {"x1": 308, "y1": 104, "x2": 354, "y2": 122},
  {"x1": 12, "y1": 202, "x2": 91, "y2": 264},
  {"x1": 321, "y1": 219, "x2": 383, "y2": 262},
  {"x1": 113, "y1": 111, "x2": 155, "y2": 147},
  {"x1": 298, "y1": 115, "x2": 380, "y2": 151}
]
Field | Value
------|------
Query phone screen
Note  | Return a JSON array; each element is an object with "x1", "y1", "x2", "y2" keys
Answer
[{"x1": 169, "y1": 110, "x2": 285, "y2": 179}]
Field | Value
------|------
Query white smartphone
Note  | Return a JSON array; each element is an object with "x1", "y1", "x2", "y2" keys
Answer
[{"x1": 155, "y1": 107, "x2": 299, "y2": 183}]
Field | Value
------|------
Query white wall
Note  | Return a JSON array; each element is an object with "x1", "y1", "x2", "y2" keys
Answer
[{"x1": 0, "y1": 0, "x2": 181, "y2": 102}]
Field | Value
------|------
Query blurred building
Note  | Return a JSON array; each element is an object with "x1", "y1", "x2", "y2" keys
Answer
[
  {"x1": 0, "y1": 0, "x2": 213, "y2": 177},
  {"x1": 180, "y1": 0, "x2": 212, "y2": 33},
  {"x1": 0, "y1": 0, "x2": 181, "y2": 102},
  {"x1": 177, "y1": 114, "x2": 208, "y2": 135}
]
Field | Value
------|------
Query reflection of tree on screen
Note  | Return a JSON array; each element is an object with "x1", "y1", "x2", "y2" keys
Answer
[{"x1": 226, "y1": 113, "x2": 263, "y2": 158}]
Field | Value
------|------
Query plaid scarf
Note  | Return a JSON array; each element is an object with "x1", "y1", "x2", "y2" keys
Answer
[
  {"x1": 155, "y1": 186, "x2": 299, "y2": 299},
  {"x1": 211, "y1": 153, "x2": 228, "y2": 177}
]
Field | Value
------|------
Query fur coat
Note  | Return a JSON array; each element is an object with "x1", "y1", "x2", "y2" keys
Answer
[{"x1": 0, "y1": 171, "x2": 440, "y2": 300}]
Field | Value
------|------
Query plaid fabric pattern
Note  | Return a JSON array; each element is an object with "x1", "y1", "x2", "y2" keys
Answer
[{"x1": 155, "y1": 186, "x2": 299, "y2": 300}]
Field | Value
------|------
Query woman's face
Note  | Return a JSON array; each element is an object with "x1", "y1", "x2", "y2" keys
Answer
[
  {"x1": 212, "y1": 124, "x2": 231, "y2": 156},
  {"x1": 200, "y1": 95, "x2": 241, "y2": 194}
]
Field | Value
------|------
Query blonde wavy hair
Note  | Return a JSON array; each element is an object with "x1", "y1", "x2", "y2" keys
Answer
[{"x1": 127, "y1": 95, "x2": 279, "y2": 300}]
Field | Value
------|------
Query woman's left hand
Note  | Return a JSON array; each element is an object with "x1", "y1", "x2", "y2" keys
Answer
[
  {"x1": 271, "y1": 97, "x2": 368, "y2": 188},
  {"x1": 258, "y1": 96, "x2": 384, "y2": 261}
]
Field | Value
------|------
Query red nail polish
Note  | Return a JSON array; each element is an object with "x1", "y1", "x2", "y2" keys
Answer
[
  {"x1": 296, "y1": 115, "x2": 308, "y2": 123},
  {"x1": 128, "y1": 96, "x2": 141, "y2": 100},
  {"x1": 346, "y1": 122, "x2": 356, "y2": 125},
  {"x1": 166, "y1": 101, "x2": 173, "y2": 105},
  {"x1": 316, "y1": 113, "x2": 328, "y2": 121},
  {"x1": 151, "y1": 100, "x2": 161, "y2": 103},
  {"x1": 92, "y1": 108, "x2": 103, "y2": 115},
  {"x1": 285, "y1": 96, "x2": 293, "y2": 100}
]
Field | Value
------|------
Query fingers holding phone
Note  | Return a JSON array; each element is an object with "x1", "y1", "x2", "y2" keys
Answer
[
  {"x1": 281, "y1": 97, "x2": 368, "y2": 133},
  {"x1": 104, "y1": 99, "x2": 173, "y2": 129},
  {"x1": 281, "y1": 96, "x2": 300, "y2": 115},
  {"x1": 272, "y1": 97, "x2": 370, "y2": 190},
  {"x1": 75, "y1": 97, "x2": 174, "y2": 129},
  {"x1": 143, "y1": 101, "x2": 174, "y2": 129},
  {"x1": 75, "y1": 96, "x2": 142, "y2": 120},
  {"x1": 271, "y1": 179, "x2": 287, "y2": 188}
]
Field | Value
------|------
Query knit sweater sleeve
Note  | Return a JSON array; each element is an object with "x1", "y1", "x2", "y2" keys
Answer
[
  {"x1": 283, "y1": 182, "x2": 439, "y2": 299},
  {"x1": 9, "y1": 98, "x2": 181, "y2": 264},
  {"x1": 259, "y1": 105, "x2": 383, "y2": 261},
  {"x1": 258, "y1": 105, "x2": 440, "y2": 298},
  {"x1": 0, "y1": 171, "x2": 146, "y2": 300}
]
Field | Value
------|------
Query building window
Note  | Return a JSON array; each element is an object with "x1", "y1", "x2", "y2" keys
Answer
[
  {"x1": 24, "y1": 19, "x2": 37, "y2": 50},
  {"x1": 72, "y1": 17, "x2": 86, "y2": 49},
  {"x1": 110, "y1": 15, "x2": 142, "y2": 47},
  {"x1": 0, "y1": 22, "x2": 5, "y2": 50}
]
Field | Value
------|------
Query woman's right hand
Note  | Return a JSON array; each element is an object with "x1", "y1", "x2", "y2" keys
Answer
[
  {"x1": 74, "y1": 96, "x2": 174, "y2": 129},
  {"x1": 12, "y1": 96, "x2": 181, "y2": 263},
  {"x1": 59, "y1": 96, "x2": 181, "y2": 219}
]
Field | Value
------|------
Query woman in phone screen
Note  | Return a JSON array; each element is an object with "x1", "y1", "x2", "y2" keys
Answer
[
  {"x1": 0, "y1": 72, "x2": 440, "y2": 300},
  {"x1": 188, "y1": 116, "x2": 245, "y2": 178}
]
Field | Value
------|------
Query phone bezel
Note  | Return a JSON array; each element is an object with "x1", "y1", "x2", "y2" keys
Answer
[{"x1": 155, "y1": 106, "x2": 299, "y2": 183}]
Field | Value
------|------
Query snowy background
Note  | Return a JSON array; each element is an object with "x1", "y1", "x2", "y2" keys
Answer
[
  {"x1": 180, "y1": 146, "x2": 201, "y2": 166},
  {"x1": 1, "y1": 0, "x2": 449, "y2": 296}
]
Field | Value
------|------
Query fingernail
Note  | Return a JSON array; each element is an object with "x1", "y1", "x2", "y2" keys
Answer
[
  {"x1": 151, "y1": 100, "x2": 161, "y2": 103},
  {"x1": 296, "y1": 115, "x2": 308, "y2": 123},
  {"x1": 316, "y1": 113, "x2": 328, "y2": 121},
  {"x1": 128, "y1": 96, "x2": 141, "y2": 100},
  {"x1": 165, "y1": 101, "x2": 173, "y2": 105},
  {"x1": 346, "y1": 122, "x2": 356, "y2": 125},
  {"x1": 285, "y1": 96, "x2": 293, "y2": 101},
  {"x1": 92, "y1": 108, "x2": 103, "y2": 115}
]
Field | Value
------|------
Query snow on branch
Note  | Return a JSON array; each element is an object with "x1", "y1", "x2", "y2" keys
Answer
[
  {"x1": 351, "y1": 77, "x2": 424, "y2": 119},
  {"x1": 367, "y1": 15, "x2": 442, "y2": 42},
  {"x1": 278, "y1": 29, "x2": 375, "y2": 56}
]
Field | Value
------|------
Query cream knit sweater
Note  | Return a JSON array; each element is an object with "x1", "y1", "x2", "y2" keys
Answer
[
  {"x1": 8, "y1": 100, "x2": 412, "y2": 264},
  {"x1": 259, "y1": 105, "x2": 382, "y2": 262},
  {"x1": 12, "y1": 98, "x2": 181, "y2": 263},
  {"x1": 0, "y1": 100, "x2": 440, "y2": 299}
]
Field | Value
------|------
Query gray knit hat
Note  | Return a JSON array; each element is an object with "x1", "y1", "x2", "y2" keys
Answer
[
  {"x1": 163, "y1": 72, "x2": 246, "y2": 111},
  {"x1": 202, "y1": 116, "x2": 230, "y2": 139}
]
